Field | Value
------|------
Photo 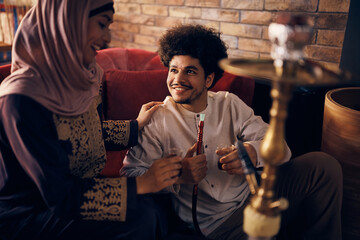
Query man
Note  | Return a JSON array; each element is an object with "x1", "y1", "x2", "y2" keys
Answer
[{"x1": 121, "y1": 24, "x2": 342, "y2": 240}]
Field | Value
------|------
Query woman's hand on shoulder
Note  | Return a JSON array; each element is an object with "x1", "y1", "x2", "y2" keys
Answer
[{"x1": 136, "y1": 101, "x2": 163, "y2": 130}]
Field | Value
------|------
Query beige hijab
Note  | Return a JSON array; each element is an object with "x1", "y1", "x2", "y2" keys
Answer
[{"x1": 0, "y1": 0, "x2": 113, "y2": 116}]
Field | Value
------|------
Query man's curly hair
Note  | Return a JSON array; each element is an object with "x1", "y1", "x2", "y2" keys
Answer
[{"x1": 158, "y1": 24, "x2": 228, "y2": 89}]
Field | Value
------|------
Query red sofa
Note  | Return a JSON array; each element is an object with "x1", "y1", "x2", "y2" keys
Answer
[{"x1": 0, "y1": 47, "x2": 255, "y2": 177}]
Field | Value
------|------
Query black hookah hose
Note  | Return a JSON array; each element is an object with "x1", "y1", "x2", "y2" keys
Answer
[
  {"x1": 192, "y1": 115, "x2": 204, "y2": 236},
  {"x1": 236, "y1": 136, "x2": 261, "y2": 186}
]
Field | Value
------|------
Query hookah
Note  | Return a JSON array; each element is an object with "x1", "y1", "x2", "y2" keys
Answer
[
  {"x1": 192, "y1": 113, "x2": 205, "y2": 235},
  {"x1": 220, "y1": 14, "x2": 352, "y2": 240}
]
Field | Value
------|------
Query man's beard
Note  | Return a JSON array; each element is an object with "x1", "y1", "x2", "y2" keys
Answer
[
  {"x1": 174, "y1": 99, "x2": 191, "y2": 104},
  {"x1": 173, "y1": 87, "x2": 206, "y2": 105}
]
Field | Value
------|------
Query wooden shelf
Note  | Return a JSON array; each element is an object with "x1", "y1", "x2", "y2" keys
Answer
[{"x1": 0, "y1": 42, "x2": 12, "y2": 52}]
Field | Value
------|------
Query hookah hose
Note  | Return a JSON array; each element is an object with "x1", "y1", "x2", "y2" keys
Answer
[
  {"x1": 236, "y1": 137, "x2": 261, "y2": 185},
  {"x1": 192, "y1": 114, "x2": 205, "y2": 236}
]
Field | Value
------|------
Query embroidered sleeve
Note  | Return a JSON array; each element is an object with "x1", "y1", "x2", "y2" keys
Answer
[
  {"x1": 102, "y1": 120, "x2": 138, "y2": 150},
  {"x1": 1, "y1": 95, "x2": 138, "y2": 222},
  {"x1": 80, "y1": 177, "x2": 128, "y2": 221}
]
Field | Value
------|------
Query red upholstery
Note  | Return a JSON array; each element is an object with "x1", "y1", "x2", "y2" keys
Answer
[
  {"x1": 0, "y1": 48, "x2": 255, "y2": 177},
  {"x1": 96, "y1": 48, "x2": 166, "y2": 71},
  {"x1": 212, "y1": 71, "x2": 254, "y2": 107},
  {"x1": 0, "y1": 64, "x2": 11, "y2": 83},
  {"x1": 103, "y1": 69, "x2": 169, "y2": 120}
]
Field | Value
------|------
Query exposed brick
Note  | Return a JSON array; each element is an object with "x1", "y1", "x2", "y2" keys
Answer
[
  {"x1": 114, "y1": 3, "x2": 141, "y2": 14},
  {"x1": 262, "y1": 24, "x2": 316, "y2": 43},
  {"x1": 111, "y1": 42, "x2": 158, "y2": 52},
  {"x1": 115, "y1": 13, "x2": 155, "y2": 25},
  {"x1": 265, "y1": 0, "x2": 318, "y2": 12},
  {"x1": 228, "y1": 49, "x2": 259, "y2": 59},
  {"x1": 317, "y1": 30, "x2": 345, "y2": 47},
  {"x1": 262, "y1": 26, "x2": 269, "y2": 40},
  {"x1": 111, "y1": 0, "x2": 350, "y2": 67},
  {"x1": 169, "y1": 7, "x2": 202, "y2": 18},
  {"x1": 201, "y1": 8, "x2": 239, "y2": 22},
  {"x1": 110, "y1": 41, "x2": 139, "y2": 49},
  {"x1": 237, "y1": 38, "x2": 271, "y2": 53},
  {"x1": 111, "y1": 22, "x2": 140, "y2": 33},
  {"x1": 122, "y1": 43, "x2": 158, "y2": 52},
  {"x1": 319, "y1": 0, "x2": 350, "y2": 13},
  {"x1": 133, "y1": 0, "x2": 155, "y2": 3},
  {"x1": 108, "y1": 40, "x2": 127, "y2": 48},
  {"x1": 221, "y1": 22, "x2": 262, "y2": 38},
  {"x1": 142, "y1": 5, "x2": 168, "y2": 16},
  {"x1": 315, "y1": 13, "x2": 348, "y2": 29},
  {"x1": 111, "y1": 31, "x2": 133, "y2": 42},
  {"x1": 221, "y1": 35, "x2": 238, "y2": 49},
  {"x1": 156, "y1": 0, "x2": 184, "y2": 5},
  {"x1": 140, "y1": 25, "x2": 167, "y2": 37},
  {"x1": 113, "y1": 14, "x2": 126, "y2": 22},
  {"x1": 241, "y1": 11, "x2": 273, "y2": 25},
  {"x1": 272, "y1": 12, "x2": 316, "y2": 27},
  {"x1": 260, "y1": 53, "x2": 272, "y2": 59},
  {"x1": 134, "y1": 34, "x2": 157, "y2": 45},
  {"x1": 304, "y1": 45, "x2": 342, "y2": 62},
  {"x1": 310, "y1": 31, "x2": 317, "y2": 44},
  {"x1": 222, "y1": 0, "x2": 263, "y2": 10},
  {"x1": 142, "y1": 45, "x2": 159, "y2": 52},
  {"x1": 155, "y1": 17, "x2": 184, "y2": 27},
  {"x1": 185, "y1": 0, "x2": 220, "y2": 8},
  {"x1": 184, "y1": 19, "x2": 220, "y2": 31}
]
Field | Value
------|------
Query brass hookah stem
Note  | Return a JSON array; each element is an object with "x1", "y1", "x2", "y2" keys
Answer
[
  {"x1": 251, "y1": 68, "x2": 293, "y2": 215},
  {"x1": 242, "y1": 14, "x2": 313, "y2": 238}
]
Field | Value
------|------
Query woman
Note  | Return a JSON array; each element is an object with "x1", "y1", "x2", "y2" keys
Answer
[{"x1": 0, "y1": 0, "x2": 182, "y2": 239}]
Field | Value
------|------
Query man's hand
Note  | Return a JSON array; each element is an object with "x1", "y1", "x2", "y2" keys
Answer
[
  {"x1": 136, "y1": 156, "x2": 182, "y2": 194},
  {"x1": 136, "y1": 101, "x2": 163, "y2": 130},
  {"x1": 177, "y1": 143, "x2": 207, "y2": 184},
  {"x1": 216, "y1": 143, "x2": 257, "y2": 175}
]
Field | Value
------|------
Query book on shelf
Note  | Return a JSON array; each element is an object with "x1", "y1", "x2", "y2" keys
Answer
[
  {"x1": 0, "y1": 11, "x2": 15, "y2": 45},
  {"x1": 1, "y1": 1, "x2": 35, "y2": 62}
]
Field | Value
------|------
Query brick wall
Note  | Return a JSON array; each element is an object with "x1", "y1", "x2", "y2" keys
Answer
[{"x1": 110, "y1": 0, "x2": 350, "y2": 70}]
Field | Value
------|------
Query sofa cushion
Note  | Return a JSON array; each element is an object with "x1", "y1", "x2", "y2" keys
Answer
[
  {"x1": 101, "y1": 150, "x2": 127, "y2": 177},
  {"x1": 0, "y1": 64, "x2": 11, "y2": 83},
  {"x1": 212, "y1": 71, "x2": 254, "y2": 107},
  {"x1": 96, "y1": 48, "x2": 166, "y2": 72},
  {"x1": 101, "y1": 69, "x2": 169, "y2": 177},
  {"x1": 103, "y1": 69, "x2": 170, "y2": 120}
]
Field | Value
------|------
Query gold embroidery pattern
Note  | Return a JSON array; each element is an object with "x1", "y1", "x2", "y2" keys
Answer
[
  {"x1": 103, "y1": 120, "x2": 130, "y2": 146},
  {"x1": 80, "y1": 178, "x2": 127, "y2": 221},
  {"x1": 53, "y1": 96, "x2": 106, "y2": 178}
]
